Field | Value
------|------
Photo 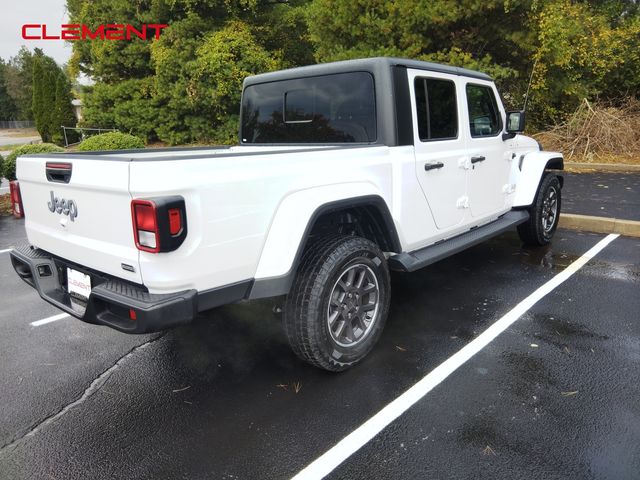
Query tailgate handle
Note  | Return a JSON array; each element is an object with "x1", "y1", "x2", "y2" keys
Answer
[{"x1": 46, "y1": 162, "x2": 72, "y2": 183}]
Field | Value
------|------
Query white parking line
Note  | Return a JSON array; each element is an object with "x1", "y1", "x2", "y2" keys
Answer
[
  {"x1": 292, "y1": 233, "x2": 619, "y2": 480},
  {"x1": 0, "y1": 247, "x2": 14, "y2": 254},
  {"x1": 30, "y1": 313, "x2": 69, "y2": 327}
]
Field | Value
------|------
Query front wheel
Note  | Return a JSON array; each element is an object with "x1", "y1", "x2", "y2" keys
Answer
[
  {"x1": 518, "y1": 173, "x2": 562, "y2": 246},
  {"x1": 284, "y1": 235, "x2": 390, "y2": 371}
]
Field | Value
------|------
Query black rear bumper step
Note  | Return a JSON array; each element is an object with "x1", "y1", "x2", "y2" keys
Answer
[
  {"x1": 10, "y1": 244, "x2": 197, "y2": 334},
  {"x1": 389, "y1": 210, "x2": 529, "y2": 272}
]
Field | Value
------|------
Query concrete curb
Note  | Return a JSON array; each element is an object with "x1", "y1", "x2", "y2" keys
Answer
[
  {"x1": 565, "y1": 162, "x2": 640, "y2": 173},
  {"x1": 560, "y1": 213, "x2": 640, "y2": 238}
]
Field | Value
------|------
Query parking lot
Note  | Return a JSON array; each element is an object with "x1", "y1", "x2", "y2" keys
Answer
[{"x1": 0, "y1": 212, "x2": 639, "y2": 479}]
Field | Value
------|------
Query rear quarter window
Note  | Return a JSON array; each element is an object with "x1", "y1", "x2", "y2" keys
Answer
[{"x1": 241, "y1": 72, "x2": 376, "y2": 144}]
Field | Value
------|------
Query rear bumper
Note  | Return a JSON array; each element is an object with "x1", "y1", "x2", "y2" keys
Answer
[{"x1": 10, "y1": 244, "x2": 197, "y2": 334}]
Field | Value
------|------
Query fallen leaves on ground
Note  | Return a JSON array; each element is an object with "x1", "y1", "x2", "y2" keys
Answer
[
  {"x1": 276, "y1": 382, "x2": 302, "y2": 393},
  {"x1": 172, "y1": 385, "x2": 191, "y2": 393},
  {"x1": 482, "y1": 445, "x2": 496, "y2": 456}
]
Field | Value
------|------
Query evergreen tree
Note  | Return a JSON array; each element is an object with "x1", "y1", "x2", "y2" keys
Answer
[
  {"x1": 5, "y1": 47, "x2": 36, "y2": 121},
  {"x1": 69, "y1": 0, "x2": 314, "y2": 144},
  {"x1": 52, "y1": 72, "x2": 79, "y2": 146},
  {"x1": 32, "y1": 53, "x2": 66, "y2": 142},
  {"x1": 0, "y1": 60, "x2": 18, "y2": 120},
  {"x1": 31, "y1": 55, "x2": 45, "y2": 139}
]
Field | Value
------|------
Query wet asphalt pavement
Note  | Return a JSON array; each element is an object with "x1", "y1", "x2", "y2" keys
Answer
[
  {"x1": 563, "y1": 172, "x2": 640, "y2": 220},
  {"x1": 1, "y1": 213, "x2": 639, "y2": 479}
]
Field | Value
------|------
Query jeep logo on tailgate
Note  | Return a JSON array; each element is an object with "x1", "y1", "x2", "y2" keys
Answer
[{"x1": 48, "y1": 191, "x2": 78, "y2": 221}]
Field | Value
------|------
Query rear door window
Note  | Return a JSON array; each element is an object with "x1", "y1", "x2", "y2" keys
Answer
[
  {"x1": 241, "y1": 72, "x2": 376, "y2": 144},
  {"x1": 414, "y1": 77, "x2": 458, "y2": 141}
]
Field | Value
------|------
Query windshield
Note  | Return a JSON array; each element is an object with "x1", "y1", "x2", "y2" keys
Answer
[{"x1": 240, "y1": 72, "x2": 376, "y2": 144}]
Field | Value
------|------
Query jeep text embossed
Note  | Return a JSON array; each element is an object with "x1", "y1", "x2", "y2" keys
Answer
[{"x1": 48, "y1": 191, "x2": 78, "y2": 221}]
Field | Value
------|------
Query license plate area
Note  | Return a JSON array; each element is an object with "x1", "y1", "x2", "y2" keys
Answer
[{"x1": 67, "y1": 267, "x2": 92, "y2": 313}]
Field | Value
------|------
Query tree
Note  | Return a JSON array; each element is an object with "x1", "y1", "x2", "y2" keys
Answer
[
  {"x1": 305, "y1": 0, "x2": 640, "y2": 127},
  {"x1": 68, "y1": 0, "x2": 640, "y2": 137},
  {"x1": 69, "y1": 0, "x2": 314, "y2": 144},
  {"x1": 31, "y1": 55, "x2": 46, "y2": 138},
  {"x1": 52, "y1": 72, "x2": 79, "y2": 145},
  {"x1": 81, "y1": 78, "x2": 159, "y2": 141},
  {"x1": 4, "y1": 47, "x2": 36, "y2": 120},
  {"x1": 0, "y1": 60, "x2": 18, "y2": 120},
  {"x1": 152, "y1": 20, "x2": 281, "y2": 144},
  {"x1": 32, "y1": 52, "x2": 77, "y2": 144}
]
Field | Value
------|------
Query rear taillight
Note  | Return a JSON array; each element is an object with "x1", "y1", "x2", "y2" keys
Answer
[
  {"x1": 131, "y1": 196, "x2": 187, "y2": 253},
  {"x1": 132, "y1": 200, "x2": 159, "y2": 252},
  {"x1": 9, "y1": 181, "x2": 24, "y2": 219}
]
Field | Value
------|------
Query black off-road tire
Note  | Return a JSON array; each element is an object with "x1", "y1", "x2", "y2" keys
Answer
[
  {"x1": 284, "y1": 235, "x2": 391, "y2": 371},
  {"x1": 518, "y1": 173, "x2": 562, "y2": 246}
]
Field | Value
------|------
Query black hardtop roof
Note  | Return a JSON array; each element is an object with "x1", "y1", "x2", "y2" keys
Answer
[{"x1": 243, "y1": 56, "x2": 492, "y2": 87}]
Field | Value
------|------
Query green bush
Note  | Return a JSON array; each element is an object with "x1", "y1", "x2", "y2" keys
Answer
[
  {"x1": 4, "y1": 143, "x2": 64, "y2": 181},
  {"x1": 0, "y1": 153, "x2": 4, "y2": 179},
  {"x1": 76, "y1": 132, "x2": 144, "y2": 151}
]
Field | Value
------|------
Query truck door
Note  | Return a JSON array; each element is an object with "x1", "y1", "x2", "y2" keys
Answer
[
  {"x1": 409, "y1": 69, "x2": 468, "y2": 230},
  {"x1": 463, "y1": 82, "x2": 511, "y2": 219}
]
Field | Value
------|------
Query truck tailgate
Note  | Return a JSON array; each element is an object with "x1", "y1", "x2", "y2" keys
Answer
[{"x1": 17, "y1": 156, "x2": 142, "y2": 284}]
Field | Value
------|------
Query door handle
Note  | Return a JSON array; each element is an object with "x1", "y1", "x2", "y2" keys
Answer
[
  {"x1": 471, "y1": 155, "x2": 486, "y2": 164},
  {"x1": 424, "y1": 162, "x2": 444, "y2": 171}
]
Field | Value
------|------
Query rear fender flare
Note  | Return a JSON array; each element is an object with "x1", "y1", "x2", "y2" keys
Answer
[{"x1": 250, "y1": 184, "x2": 400, "y2": 298}]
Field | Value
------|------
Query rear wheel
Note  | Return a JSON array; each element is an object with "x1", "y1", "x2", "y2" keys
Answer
[
  {"x1": 284, "y1": 235, "x2": 390, "y2": 371},
  {"x1": 518, "y1": 173, "x2": 562, "y2": 246}
]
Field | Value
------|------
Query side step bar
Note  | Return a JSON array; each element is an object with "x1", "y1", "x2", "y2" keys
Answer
[{"x1": 389, "y1": 210, "x2": 530, "y2": 272}]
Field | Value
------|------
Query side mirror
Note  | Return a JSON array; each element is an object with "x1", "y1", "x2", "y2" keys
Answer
[
  {"x1": 506, "y1": 111, "x2": 525, "y2": 133},
  {"x1": 502, "y1": 110, "x2": 525, "y2": 140}
]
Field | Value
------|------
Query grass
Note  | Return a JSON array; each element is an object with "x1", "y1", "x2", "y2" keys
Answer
[
  {"x1": 0, "y1": 128, "x2": 40, "y2": 138},
  {"x1": 561, "y1": 154, "x2": 640, "y2": 165},
  {"x1": 0, "y1": 142, "x2": 42, "y2": 152},
  {"x1": 0, "y1": 193, "x2": 12, "y2": 216}
]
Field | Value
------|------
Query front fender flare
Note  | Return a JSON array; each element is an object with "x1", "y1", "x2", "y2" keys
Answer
[{"x1": 513, "y1": 151, "x2": 564, "y2": 207}]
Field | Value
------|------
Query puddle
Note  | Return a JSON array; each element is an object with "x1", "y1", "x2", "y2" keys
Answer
[{"x1": 517, "y1": 246, "x2": 582, "y2": 270}]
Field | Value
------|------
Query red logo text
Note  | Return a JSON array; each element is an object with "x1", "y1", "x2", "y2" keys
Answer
[{"x1": 22, "y1": 24, "x2": 169, "y2": 41}]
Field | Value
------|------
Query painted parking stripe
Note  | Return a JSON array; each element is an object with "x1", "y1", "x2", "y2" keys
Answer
[
  {"x1": 30, "y1": 313, "x2": 69, "y2": 327},
  {"x1": 0, "y1": 247, "x2": 14, "y2": 254},
  {"x1": 292, "y1": 233, "x2": 619, "y2": 480}
]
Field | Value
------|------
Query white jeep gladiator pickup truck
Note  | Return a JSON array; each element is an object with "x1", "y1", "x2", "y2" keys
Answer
[{"x1": 10, "y1": 57, "x2": 563, "y2": 371}]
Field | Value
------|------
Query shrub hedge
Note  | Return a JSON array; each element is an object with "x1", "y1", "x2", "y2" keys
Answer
[
  {"x1": 76, "y1": 132, "x2": 145, "y2": 151},
  {"x1": 4, "y1": 143, "x2": 64, "y2": 181}
]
